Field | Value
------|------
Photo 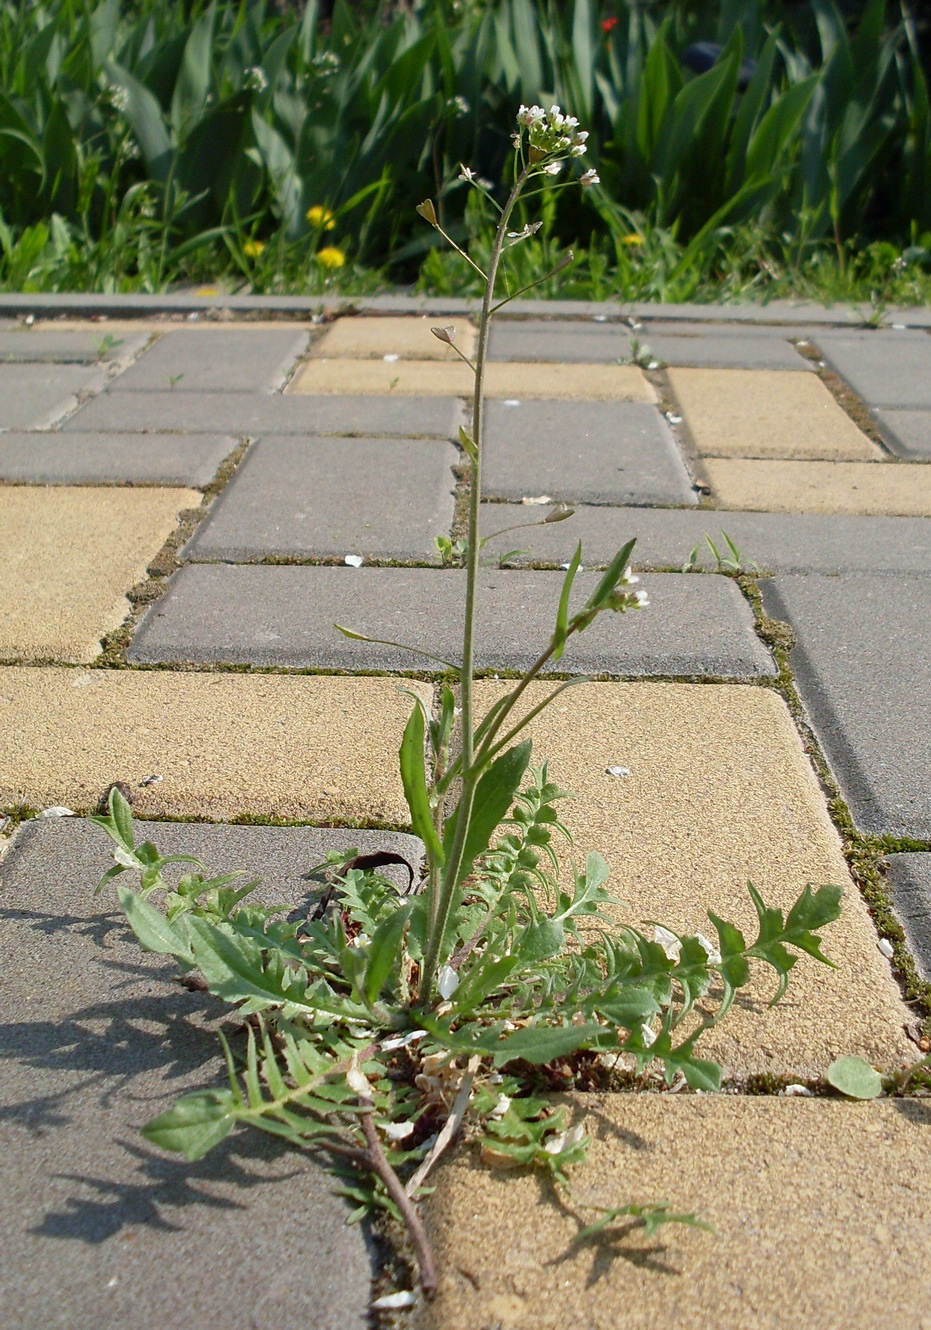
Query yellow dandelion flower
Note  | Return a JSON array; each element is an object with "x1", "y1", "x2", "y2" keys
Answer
[
  {"x1": 306, "y1": 205, "x2": 336, "y2": 230},
  {"x1": 622, "y1": 233, "x2": 644, "y2": 247},
  {"x1": 243, "y1": 239, "x2": 265, "y2": 259},
  {"x1": 315, "y1": 246, "x2": 346, "y2": 269}
]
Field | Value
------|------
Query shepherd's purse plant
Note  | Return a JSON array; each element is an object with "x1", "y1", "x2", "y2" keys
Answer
[{"x1": 93, "y1": 103, "x2": 842, "y2": 1300}]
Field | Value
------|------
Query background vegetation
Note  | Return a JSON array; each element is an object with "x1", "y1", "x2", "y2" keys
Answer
[{"x1": 1, "y1": 0, "x2": 929, "y2": 302}]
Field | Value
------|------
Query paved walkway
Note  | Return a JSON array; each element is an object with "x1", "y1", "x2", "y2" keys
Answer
[{"x1": 1, "y1": 297, "x2": 930, "y2": 1328}]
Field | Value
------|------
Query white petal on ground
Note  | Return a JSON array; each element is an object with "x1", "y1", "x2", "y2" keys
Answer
[
  {"x1": 40, "y1": 806, "x2": 75, "y2": 818},
  {"x1": 344, "y1": 554, "x2": 364, "y2": 568},
  {"x1": 437, "y1": 964, "x2": 460, "y2": 999},
  {"x1": 605, "y1": 766, "x2": 630, "y2": 777},
  {"x1": 371, "y1": 1291, "x2": 417, "y2": 1310},
  {"x1": 878, "y1": 938, "x2": 895, "y2": 958},
  {"x1": 382, "y1": 1120, "x2": 416, "y2": 1140}
]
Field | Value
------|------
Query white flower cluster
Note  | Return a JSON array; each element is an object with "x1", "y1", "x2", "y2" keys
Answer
[
  {"x1": 106, "y1": 84, "x2": 130, "y2": 113},
  {"x1": 244, "y1": 66, "x2": 268, "y2": 92},
  {"x1": 517, "y1": 103, "x2": 589, "y2": 159}
]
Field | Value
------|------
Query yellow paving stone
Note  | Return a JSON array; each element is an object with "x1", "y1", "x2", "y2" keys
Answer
[
  {"x1": 287, "y1": 358, "x2": 656, "y2": 401},
  {"x1": 473, "y1": 680, "x2": 910, "y2": 1073},
  {"x1": 0, "y1": 667, "x2": 430, "y2": 823},
  {"x1": 668, "y1": 367, "x2": 881, "y2": 459},
  {"x1": 309, "y1": 315, "x2": 477, "y2": 361},
  {"x1": 420, "y1": 1096, "x2": 931, "y2": 1330},
  {"x1": 0, "y1": 487, "x2": 198, "y2": 664},
  {"x1": 703, "y1": 457, "x2": 931, "y2": 515}
]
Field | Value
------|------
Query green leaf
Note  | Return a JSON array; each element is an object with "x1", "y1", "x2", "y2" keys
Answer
[
  {"x1": 142, "y1": 1088, "x2": 238, "y2": 1160},
  {"x1": 580, "y1": 538, "x2": 637, "y2": 614},
  {"x1": 552, "y1": 542, "x2": 582, "y2": 662},
  {"x1": 517, "y1": 917, "x2": 564, "y2": 964},
  {"x1": 362, "y1": 900, "x2": 412, "y2": 1006},
  {"x1": 399, "y1": 703, "x2": 444, "y2": 863},
  {"x1": 827, "y1": 1055, "x2": 883, "y2": 1100},
  {"x1": 117, "y1": 885, "x2": 194, "y2": 962},
  {"x1": 492, "y1": 1021, "x2": 605, "y2": 1066},
  {"x1": 446, "y1": 740, "x2": 532, "y2": 888}
]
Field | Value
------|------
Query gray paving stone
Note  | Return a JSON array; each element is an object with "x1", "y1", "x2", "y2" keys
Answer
[
  {"x1": 0, "y1": 363, "x2": 107, "y2": 429},
  {"x1": 884, "y1": 853, "x2": 931, "y2": 979},
  {"x1": 0, "y1": 432, "x2": 237, "y2": 486},
  {"x1": 814, "y1": 330, "x2": 931, "y2": 409},
  {"x1": 488, "y1": 320, "x2": 637, "y2": 362},
  {"x1": 109, "y1": 328, "x2": 309, "y2": 393},
  {"x1": 185, "y1": 434, "x2": 457, "y2": 562},
  {"x1": 761, "y1": 573, "x2": 931, "y2": 837},
  {"x1": 0, "y1": 816, "x2": 404, "y2": 1329},
  {"x1": 0, "y1": 330, "x2": 149, "y2": 363},
  {"x1": 63, "y1": 390, "x2": 463, "y2": 438},
  {"x1": 482, "y1": 399, "x2": 696, "y2": 505},
  {"x1": 872, "y1": 409, "x2": 931, "y2": 459},
  {"x1": 478, "y1": 503, "x2": 931, "y2": 574},
  {"x1": 639, "y1": 333, "x2": 811, "y2": 370},
  {"x1": 128, "y1": 564, "x2": 774, "y2": 677}
]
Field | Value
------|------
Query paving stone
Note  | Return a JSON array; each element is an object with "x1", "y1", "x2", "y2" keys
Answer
[
  {"x1": 311, "y1": 315, "x2": 476, "y2": 360},
  {"x1": 128, "y1": 566, "x2": 774, "y2": 678},
  {"x1": 482, "y1": 399, "x2": 695, "y2": 505},
  {"x1": 420, "y1": 1096, "x2": 931, "y2": 1330},
  {"x1": 815, "y1": 329, "x2": 931, "y2": 409},
  {"x1": 63, "y1": 389, "x2": 463, "y2": 438},
  {"x1": 0, "y1": 817, "x2": 376, "y2": 1330},
  {"x1": 109, "y1": 328, "x2": 310, "y2": 393},
  {"x1": 0, "y1": 432, "x2": 236, "y2": 486},
  {"x1": 0, "y1": 363, "x2": 107, "y2": 429},
  {"x1": 702, "y1": 458, "x2": 931, "y2": 515},
  {"x1": 288, "y1": 358, "x2": 656, "y2": 402},
  {"x1": 872, "y1": 407, "x2": 931, "y2": 459},
  {"x1": 487, "y1": 319, "x2": 639, "y2": 362},
  {"x1": 667, "y1": 368, "x2": 880, "y2": 459},
  {"x1": 640, "y1": 320, "x2": 818, "y2": 340},
  {"x1": 0, "y1": 329, "x2": 149, "y2": 363},
  {"x1": 471, "y1": 679, "x2": 910, "y2": 1073},
  {"x1": 761, "y1": 573, "x2": 931, "y2": 838},
  {"x1": 642, "y1": 332, "x2": 812, "y2": 370},
  {"x1": 185, "y1": 435, "x2": 457, "y2": 562},
  {"x1": 0, "y1": 667, "x2": 430, "y2": 822},
  {"x1": 478, "y1": 502, "x2": 931, "y2": 573},
  {"x1": 0, "y1": 487, "x2": 197, "y2": 663},
  {"x1": 884, "y1": 853, "x2": 931, "y2": 979}
]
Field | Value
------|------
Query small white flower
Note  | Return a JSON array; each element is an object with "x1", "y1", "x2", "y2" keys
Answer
[
  {"x1": 437, "y1": 964, "x2": 460, "y2": 999},
  {"x1": 695, "y1": 933, "x2": 722, "y2": 965},
  {"x1": 654, "y1": 925, "x2": 682, "y2": 963},
  {"x1": 344, "y1": 554, "x2": 364, "y2": 568},
  {"x1": 542, "y1": 161, "x2": 562, "y2": 176},
  {"x1": 633, "y1": 589, "x2": 649, "y2": 607},
  {"x1": 640, "y1": 1023, "x2": 657, "y2": 1048},
  {"x1": 244, "y1": 66, "x2": 268, "y2": 92},
  {"x1": 458, "y1": 164, "x2": 474, "y2": 182},
  {"x1": 450, "y1": 95, "x2": 469, "y2": 116},
  {"x1": 113, "y1": 847, "x2": 139, "y2": 868},
  {"x1": 579, "y1": 168, "x2": 600, "y2": 188}
]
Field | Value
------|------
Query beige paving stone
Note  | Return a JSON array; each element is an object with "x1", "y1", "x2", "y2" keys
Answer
[
  {"x1": 420, "y1": 1096, "x2": 931, "y2": 1330},
  {"x1": 0, "y1": 487, "x2": 198, "y2": 663},
  {"x1": 473, "y1": 680, "x2": 910, "y2": 1074},
  {"x1": 310, "y1": 315, "x2": 477, "y2": 361},
  {"x1": 669, "y1": 367, "x2": 881, "y2": 459},
  {"x1": 287, "y1": 358, "x2": 656, "y2": 402},
  {"x1": 703, "y1": 457, "x2": 931, "y2": 515},
  {"x1": 0, "y1": 667, "x2": 429, "y2": 823}
]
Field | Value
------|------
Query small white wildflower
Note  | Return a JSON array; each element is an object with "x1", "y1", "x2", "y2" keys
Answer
[
  {"x1": 633, "y1": 589, "x2": 649, "y2": 607},
  {"x1": 579, "y1": 168, "x2": 600, "y2": 188},
  {"x1": 640, "y1": 1023, "x2": 657, "y2": 1048},
  {"x1": 621, "y1": 565, "x2": 639, "y2": 584},
  {"x1": 541, "y1": 161, "x2": 562, "y2": 176},
  {"x1": 695, "y1": 933, "x2": 722, "y2": 965},
  {"x1": 113, "y1": 847, "x2": 140, "y2": 868},
  {"x1": 878, "y1": 938, "x2": 895, "y2": 959},
  {"x1": 107, "y1": 84, "x2": 129, "y2": 112},
  {"x1": 458, "y1": 164, "x2": 474, "y2": 182},
  {"x1": 244, "y1": 66, "x2": 268, "y2": 92},
  {"x1": 381, "y1": 1120, "x2": 416, "y2": 1140},
  {"x1": 437, "y1": 964, "x2": 460, "y2": 999},
  {"x1": 654, "y1": 925, "x2": 682, "y2": 963},
  {"x1": 450, "y1": 95, "x2": 469, "y2": 116},
  {"x1": 344, "y1": 554, "x2": 364, "y2": 567}
]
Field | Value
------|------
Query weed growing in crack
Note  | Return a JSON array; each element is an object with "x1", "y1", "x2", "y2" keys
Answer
[{"x1": 92, "y1": 104, "x2": 842, "y2": 1302}]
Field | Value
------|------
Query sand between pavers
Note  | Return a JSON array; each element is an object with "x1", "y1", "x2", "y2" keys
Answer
[
  {"x1": 0, "y1": 668, "x2": 430, "y2": 823},
  {"x1": 419, "y1": 1096, "x2": 931, "y2": 1330},
  {"x1": 702, "y1": 457, "x2": 931, "y2": 515},
  {"x1": 474, "y1": 681, "x2": 909, "y2": 1074},
  {"x1": 668, "y1": 367, "x2": 881, "y2": 459},
  {"x1": 0, "y1": 487, "x2": 198, "y2": 663},
  {"x1": 287, "y1": 358, "x2": 656, "y2": 401},
  {"x1": 310, "y1": 315, "x2": 477, "y2": 360}
]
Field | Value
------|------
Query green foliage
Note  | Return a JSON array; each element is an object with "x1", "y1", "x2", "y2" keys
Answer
[{"x1": 826, "y1": 1054, "x2": 883, "y2": 1099}]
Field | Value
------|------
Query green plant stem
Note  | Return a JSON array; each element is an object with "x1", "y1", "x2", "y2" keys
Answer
[{"x1": 419, "y1": 163, "x2": 530, "y2": 1006}]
